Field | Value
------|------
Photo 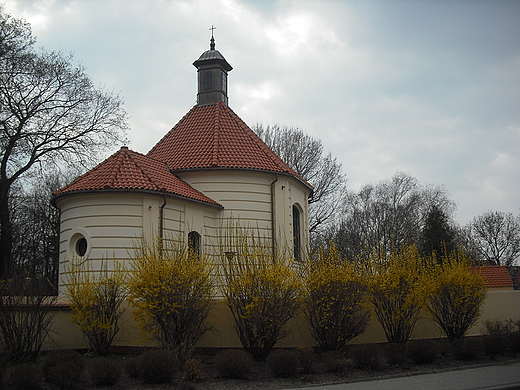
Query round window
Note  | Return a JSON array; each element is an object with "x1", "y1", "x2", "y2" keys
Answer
[{"x1": 75, "y1": 237, "x2": 88, "y2": 257}]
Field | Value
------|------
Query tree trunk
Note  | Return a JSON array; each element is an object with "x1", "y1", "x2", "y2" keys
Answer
[{"x1": 0, "y1": 181, "x2": 13, "y2": 279}]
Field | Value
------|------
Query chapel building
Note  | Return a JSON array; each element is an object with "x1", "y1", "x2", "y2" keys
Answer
[{"x1": 53, "y1": 37, "x2": 312, "y2": 293}]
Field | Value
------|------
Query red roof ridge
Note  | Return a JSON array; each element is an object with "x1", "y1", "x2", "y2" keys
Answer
[
  {"x1": 105, "y1": 149, "x2": 124, "y2": 188},
  {"x1": 212, "y1": 103, "x2": 220, "y2": 167},
  {"x1": 125, "y1": 149, "x2": 166, "y2": 192}
]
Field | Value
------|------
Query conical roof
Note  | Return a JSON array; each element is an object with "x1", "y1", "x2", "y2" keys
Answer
[
  {"x1": 53, "y1": 147, "x2": 222, "y2": 207},
  {"x1": 147, "y1": 102, "x2": 311, "y2": 189}
]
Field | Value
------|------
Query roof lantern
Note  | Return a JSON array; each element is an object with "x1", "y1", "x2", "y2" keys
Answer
[{"x1": 193, "y1": 26, "x2": 233, "y2": 106}]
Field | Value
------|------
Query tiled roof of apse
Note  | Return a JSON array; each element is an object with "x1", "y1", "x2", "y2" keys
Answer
[
  {"x1": 147, "y1": 102, "x2": 311, "y2": 189},
  {"x1": 53, "y1": 147, "x2": 222, "y2": 207}
]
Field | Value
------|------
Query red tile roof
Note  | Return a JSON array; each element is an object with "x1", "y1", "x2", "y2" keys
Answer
[
  {"x1": 477, "y1": 266, "x2": 514, "y2": 288},
  {"x1": 147, "y1": 102, "x2": 312, "y2": 189},
  {"x1": 53, "y1": 147, "x2": 222, "y2": 207}
]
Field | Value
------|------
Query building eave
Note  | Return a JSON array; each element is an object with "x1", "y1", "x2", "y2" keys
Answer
[{"x1": 52, "y1": 188, "x2": 224, "y2": 210}]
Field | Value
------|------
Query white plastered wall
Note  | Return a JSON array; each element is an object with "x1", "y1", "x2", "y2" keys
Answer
[
  {"x1": 56, "y1": 192, "x2": 223, "y2": 296},
  {"x1": 178, "y1": 169, "x2": 311, "y2": 255},
  {"x1": 56, "y1": 193, "x2": 144, "y2": 296}
]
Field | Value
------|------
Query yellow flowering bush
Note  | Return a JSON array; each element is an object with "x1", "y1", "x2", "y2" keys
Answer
[
  {"x1": 128, "y1": 237, "x2": 214, "y2": 362},
  {"x1": 220, "y1": 222, "x2": 302, "y2": 360},
  {"x1": 425, "y1": 250, "x2": 486, "y2": 341},
  {"x1": 367, "y1": 244, "x2": 427, "y2": 344},
  {"x1": 304, "y1": 244, "x2": 370, "y2": 351},
  {"x1": 65, "y1": 259, "x2": 127, "y2": 356}
]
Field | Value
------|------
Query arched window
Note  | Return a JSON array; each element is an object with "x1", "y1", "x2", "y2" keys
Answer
[
  {"x1": 188, "y1": 231, "x2": 201, "y2": 256},
  {"x1": 203, "y1": 71, "x2": 213, "y2": 91},
  {"x1": 292, "y1": 205, "x2": 301, "y2": 261}
]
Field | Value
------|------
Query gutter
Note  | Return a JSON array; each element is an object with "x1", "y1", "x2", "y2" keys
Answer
[
  {"x1": 159, "y1": 195, "x2": 167, "y2": 241},
  {"x1": 270, "y1": 174, "x2": 278, "y2": 258}
]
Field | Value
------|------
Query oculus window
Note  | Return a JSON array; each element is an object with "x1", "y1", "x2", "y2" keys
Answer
[
  {"x1": 76, "y1": 237, "x2": 88, "y2": 257},
  {"x1": 69, "y1": 230, "x2": 90, "y2": 259}
]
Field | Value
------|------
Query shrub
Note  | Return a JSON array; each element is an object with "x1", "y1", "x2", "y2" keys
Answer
[
  {"x1": 511, "y1": 318, "x2": 520, "y2": 332},
  {"x1": 0, "y1": 356, "x2": 5, "y2": 387},
  {"x1": 9, "y1": 362, "x2": 41, "y2": 390},
  {"x1": 267, "y1": 349, "x2": 299, "y2": 378},
  {"x1": 322, "y1": 350, "x2": 348, "y2": 373},
  {"x1": 129, "y1": 237, "x2": 214, "y2": 362},
  {"x1": 481, "y1": 319, "x2": 512, "y2": 358},
  {"x1": 219, "y1": 222, "x2": 302, "y2": 360},
  {"x1": 183, "y1": 358, "x2": 205, "y2": 381},
  {"x1": 295, "y1": 346, "x2": 315, "y2": 374},
  {"x1": 437, "y1": 339, "x2": 453, "y2": 357},
  {"x1": 0, "y1": 274, "x2": 56, "y2": 364},
  {"x1": 383, "y1": 343, "x2": 407, "y2": 366},
  {"x1": 304, "y1": 244, "x2": 371, "y2": 351},
  {"x1": 214, "y1": 349, "x2": 253, "y2": 379},
  {"x1": 451, "y1": 338, "x2": 483, "y2": 360},
  {"x1": 42, "y1": 350, "x2": 86, "y2": 389},
  {"x1": 65, "y1": 260, "x2": 127, "y2": 356},
  {"x1": 482, "y1": 319, "x2": 513, "y2": 336},
  {"x1": 367, "y1": 245, "x2": 427, "y2": 345},
  {"x1": 124, "y1": 357, "x2": 139, "y2": 378},
  {"x1": 407, "y1": 340, "x2": 440, "y2": 364},
  {"x1": 483, "y1": 335, "x2": 511, "y2": 358},
  {"x1": 509, "y1": 332, "x2": 520, "y2": 353},
  {"x1": 349, "y1": 344, "x2": 386, "y2": 371},
  {"x1": 177, "y1": 383, "x2": 197, "y2": 390},
  {"x1": 425, "y1": 252, "x2": 486, "y2": 341},
  {"x1": 88, "y1": 357, "x2": 122, "y2": 387},
  {"x1": 136, "y1": 349, "x2": 178, "y2": 384}
]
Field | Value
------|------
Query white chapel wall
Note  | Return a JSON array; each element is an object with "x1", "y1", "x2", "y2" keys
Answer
[
  {"x1": 179, "y1": 169, "x2": 310, "y2": 254},
  {"x1": 273, "y1": 176, "x2": 311, "y2": 255}
]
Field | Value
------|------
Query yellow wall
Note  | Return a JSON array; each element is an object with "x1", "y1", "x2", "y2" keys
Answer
[{"x1": 47, "y1": 289, "x2": 520, "y2": 351}]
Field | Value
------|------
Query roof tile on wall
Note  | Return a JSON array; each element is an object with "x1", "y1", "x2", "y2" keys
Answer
[{"x1": 477, "y1": 266, "x2": 514, "y2": 288}]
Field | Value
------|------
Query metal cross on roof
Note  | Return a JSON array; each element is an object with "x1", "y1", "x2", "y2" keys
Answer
[{"x1": 209, "y1": 25, "x2": 216, "y2": 50}]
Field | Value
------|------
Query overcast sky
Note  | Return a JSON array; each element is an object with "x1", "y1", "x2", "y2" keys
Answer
[{"x1": 4, "y1": 0, "x2": 520, "y2": 225}]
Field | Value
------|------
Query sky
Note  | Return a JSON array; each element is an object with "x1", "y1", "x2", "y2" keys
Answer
[{"x1": 3, "y1": 0, "x2": 520, "y2": 225}]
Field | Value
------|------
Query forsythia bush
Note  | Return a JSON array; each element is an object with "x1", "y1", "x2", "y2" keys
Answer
[
  {"x1": 65, "y1": 259, "x2": 127, "y2": 356},
  {"x1": 425, "y1": 250, "x2": 486, "y2": 341},
  {"x1": 220, "y1": 222, "x2": 302, "y2": 360},
  {"x1": 367, "y1": 244, "x2": 427, "y2": 344},
  {"x1": 304, "y1": 244, "x2": 370, "y2": 351},
  {"x1": 128, "y1": 237, "x2": 214, "y2": 362}
]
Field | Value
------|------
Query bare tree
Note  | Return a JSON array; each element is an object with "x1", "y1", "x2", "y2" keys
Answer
[
  {"x1": 465, "y1": 211, "x2": 520, "y2": 267},
  {"x1": 253, "y1": 124, "x2": 347, "y2": 238},
  {"x1": 327, "y1": 172, "x2": 456, "y2": 261},
  {"x1": 0, "y1": 8, "x2": 128, "y2": 277},
  {"x1": 10, "y1": 167, "x2": 81, "y2": 293}
]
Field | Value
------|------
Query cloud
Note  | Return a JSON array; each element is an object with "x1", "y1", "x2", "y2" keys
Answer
[{"x1": 4, "y1": 0, "x2": 519, "y2": 224}]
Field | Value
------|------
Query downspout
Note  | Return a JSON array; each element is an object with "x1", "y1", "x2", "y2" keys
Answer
[
  {"x1": 270, "y1": 174, "x2": 278, "y2": 258},
  {"x1": 159, "y1": 196, "x2": 167, "y2": 248}
]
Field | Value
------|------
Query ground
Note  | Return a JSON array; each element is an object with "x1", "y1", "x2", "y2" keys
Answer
[{"x1": 3, "y1": 341, "x2": 519, "y2": 389}]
